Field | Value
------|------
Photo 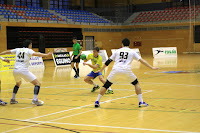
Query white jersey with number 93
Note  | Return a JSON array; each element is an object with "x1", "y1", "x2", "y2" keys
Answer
[{"x1": 110, "y1": 47, "x2": 141, "y2": 70}]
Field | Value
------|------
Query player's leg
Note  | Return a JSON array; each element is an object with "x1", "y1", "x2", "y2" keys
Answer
[
  {"x1": 10, "y1": 80, "x2": 22, "y2": 104},
  {"x1": 0, "y1": 80, "x2": 7, "y2": 105},
  {"x1": 95, "y1": 79, "x2": 113, "y2": 108},
  {"x1": 71, "y1": 61, "x2": 78, "y2": 78},
  {"x1": 84, "y1": 71, "x2": 99, "y2": 92},
  {"x1": 31, "y1": 79, "x2": 43, "y2": 106},
  {"x1": 131, "y1": 79, "x2": 148, "y2": 107},
  {"x1": 75, "y1": 62, "x2": 80, "y2": 77},
  {"x1": 98, "y1": 75, "x2": 113, "y2": 94}
]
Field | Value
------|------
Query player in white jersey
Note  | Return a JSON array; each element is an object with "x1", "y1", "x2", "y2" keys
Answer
[
  {"x1": 0, "y1": 40, "x2": 52, "y2": 106},
  {"x1": 94, "y1": 38, "x2": 160, "y2": 108},
  {"x1": 0, "y1": 56, "x2": 10, "y2": 105}
]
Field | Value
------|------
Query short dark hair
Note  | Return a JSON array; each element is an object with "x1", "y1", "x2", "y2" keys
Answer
[
  {"x1": 122, "y1": 38, "x2": 130, "y2": 46},
  {"x1": 23, "y1": 39, "x2": 32, "y2": 48},
  {"x1": 72, "y1": 37, "x2": 77, "y2": 40},
  {"x1": 93, "y1": 47, "x2": 100, "y2": 52}
]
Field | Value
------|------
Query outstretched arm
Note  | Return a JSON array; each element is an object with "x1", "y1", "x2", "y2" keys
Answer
[
  {"x1": 0, "y1": 50, "x2": 12, "y2": 55},
  {"x1": 139, "y1": 58, "x2": 160, "y2": 70},
  {"x1": 32, "y1": 52, "x2": 52, "y2": 57},
  {"x1": 0, "y1": 56, "x2": 10, "y2": 63}
]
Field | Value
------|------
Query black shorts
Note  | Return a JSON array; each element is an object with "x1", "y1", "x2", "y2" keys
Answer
[{"x1": 71, "y1": 55, "x2": 80, "y2": 63}]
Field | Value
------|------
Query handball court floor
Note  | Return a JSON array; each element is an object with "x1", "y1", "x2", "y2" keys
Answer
[{"x1": 0, "y1": 54, "x2": 200, "y2": 133}]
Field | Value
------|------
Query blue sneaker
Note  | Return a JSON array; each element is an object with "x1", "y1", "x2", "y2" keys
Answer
[
  {"x1": 0, "y1": 99, "x2": 7, "y2": 106},
  {"x1": 95, "y1": 101, "x2": 100, "y2": 108},
  {"x1": 139, "y1": 102, "x2": 149, "y2": 107}
]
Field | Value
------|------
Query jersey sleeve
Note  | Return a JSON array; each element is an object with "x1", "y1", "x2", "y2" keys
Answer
[
  {"x1": 109, "y1": 51, "x2": 117, "y2": 61},
  {"x1": 78, "y1": 44, "x2": 82, "y2": 50},
  {"x1": 28, "y1": 49, "x2": 35, "y2": 56},
  {"x1": 11, "y1": 49, "x2": 17, "y2": 54},
  {"x1": 86, "y1": 54, "x2": 92, "y2": 60},
  {"x1": 133, "y1": 51, "x2": 141, "y2": 61}
]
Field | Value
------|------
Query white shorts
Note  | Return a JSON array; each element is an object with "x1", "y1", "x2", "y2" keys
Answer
[
  {"x1": 107, "y1": 68, "x2": 137, "y2": 83},
  {"x1": 13, "y1": 69, "x2": 37, "y2": 82}
]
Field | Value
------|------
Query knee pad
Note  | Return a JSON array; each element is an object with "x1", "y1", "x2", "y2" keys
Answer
[
  {"x1": 131, "y1": 79, "x2": 138, "y2": 85},
  {"x1": 103, "y1": 80, "x2": 113, "y2": 89}
]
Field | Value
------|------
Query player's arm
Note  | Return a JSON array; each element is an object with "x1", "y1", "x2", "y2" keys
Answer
[
  {"x1": 0, "y1": 56, "x2": 10, "y2": 63},
  {"x1": 0, "y1": 50, "x2": 12, "y2": 55},
  {"x1": 139, "y1": 58, "x2": 160, "y2": 70},
  {"x1": 98, "y1": 58, "x2": 113, "y2": 73},
  {"x1": 84, "y1": 63, "x2": 99, "y2": 69},
  {"x1": 75, "y1": 49, "x2": 82, "y2": 59},
  {"x1": 32, "y1": 52, "x2": 52, "y2": 57}
]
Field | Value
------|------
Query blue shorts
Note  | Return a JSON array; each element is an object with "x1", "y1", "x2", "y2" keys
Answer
[{"x1": 87, "y1": 71, "x2": 103, "y2": 79}]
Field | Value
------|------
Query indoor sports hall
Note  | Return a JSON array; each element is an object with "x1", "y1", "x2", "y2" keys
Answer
[{"x1": 0, "y1": 0, "x2": 200, "y2": 133}]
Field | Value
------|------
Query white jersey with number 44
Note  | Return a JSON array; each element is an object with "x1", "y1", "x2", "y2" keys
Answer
[
  {"x1": 11, "y1": 48, "x2": 35, "y2": 69},
  {"x1": 109, "y1": 47, "x2": 141, "y2": 70}
]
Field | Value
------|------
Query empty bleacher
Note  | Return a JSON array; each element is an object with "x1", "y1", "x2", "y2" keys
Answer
[
  {"x1": 129, "y1": 5, "x2": 200, "y2": 25},
  {"x1": 0, "y1": 4, "x2": 111, "y2": 25},
  {"x1": 50, "y1": 8, "x2": 111, "y2": 24}
]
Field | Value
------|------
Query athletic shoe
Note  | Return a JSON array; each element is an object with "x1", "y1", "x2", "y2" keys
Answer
[
  {"x1": 139, "y1": 102, "x2": 149, "y2": 107},
  {"x1": 74, "y1": 75, "x2": 80, "y2": 79},
  {"x1": 32, "y1": 100, "x2": 43, "y2": 106},
  {"x1": 95, "y1": 101, "x2": 100, "y2": 108},
  {"x1": 10, "y1": 99, "x2": 18, "y2": 104},
  {"x1": 91, "y1": 85, "x2": 100, "y2": 92},
  {"x1": 0, "y1": 99, "x2": 7, "y2": 106},
  {"x1": 105, "y1": 90, "x2": 114, "y2": 94}
]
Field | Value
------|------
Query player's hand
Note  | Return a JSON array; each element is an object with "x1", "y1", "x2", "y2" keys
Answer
[
  {"x1": 75, "y1": 56, "x2": 78, "y2": 59},
  {"x1": 152, "y1": 67, "x2": 160, "y2": 70},
  {"x1": 3, "y1": 59, "x2": 10, "y2": 63},
  {"x1": 95, "y1": 69, "x2": 102, "y2": 73},
  {"x1": 83, "y1": 62, "x2": 87, "y2": 66},
  {"x1": 47, "y1": 52, "x2": 53, "y2": 57}
]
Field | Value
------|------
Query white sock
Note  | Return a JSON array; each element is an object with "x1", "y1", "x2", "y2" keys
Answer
[
  {"x1": 12, "y1": 93, "x2": 16, "y2": 99},
  {"x1": 108, "y1": 87, "x2": 112, "y2": 91},
  {"x1": 93, "y1": 82, "x2": 98, "y2": 87},
  {"x1": 96, "y1": 94, "x2": 102, "y2": 101},
  {"x1": 33, "y1": 94, "x2": 38, "y2": 101},
  {"x1": 137, "y1": 94, "x2": 143, "y2": 103}
]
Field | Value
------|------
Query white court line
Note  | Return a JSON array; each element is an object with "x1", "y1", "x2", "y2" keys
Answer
[
  {"x1": 3, "y1": 90, "x2": 152, "y2": 133},
  {"x1": 2, "y1": 124, "x2": 39, "y2": 133},
  {"x1": 25, "y1": 91, "x2": 152, "y2": 121},
  {"x1": 41, "y1": 82, "x2": 200, "y2": 87},
  {"x1": 25, "y1": 121, "x2": 200, "y2": 133}
]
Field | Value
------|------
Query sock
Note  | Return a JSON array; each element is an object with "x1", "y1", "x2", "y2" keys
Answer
[
  {"x1": 96, "y1": 94, "x2": 102, "y2": 101},
  {"x1": 33, "y1": 94, "x2": 38, "y2": 101},
  {"x1": 108, "y1": 87, "x2": 112, "y2": 91},
  {"x1": 77, "y1": 68, "x2": 79, "y2": 76},
  {"x1": 73, "y1": 67, "x2": 77, "y2": 75},
  {"x1": 137, "y1": 94, "x2": 143, "y2": 103},
  {"x1": 33, "y1": 86, "x2": 40, "y2": 101},
  {"x1": 12, "y1": 93, "x2": 16, "y2": 100},
  {"x1": 12, "y1": 85, "x2": 19, "y2": 99},
  {"x1": 93, "y1": 82, "x2": 98, "y2": 87}
]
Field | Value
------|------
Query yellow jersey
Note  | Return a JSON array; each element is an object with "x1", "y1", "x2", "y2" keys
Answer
[{"x1": 87, "y1": 53, "x2": 103, "y2": 73}]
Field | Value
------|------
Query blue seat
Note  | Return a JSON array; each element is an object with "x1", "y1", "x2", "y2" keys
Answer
[{"x1": 4, "y1": 15, "x2": 8, "y2": 18}]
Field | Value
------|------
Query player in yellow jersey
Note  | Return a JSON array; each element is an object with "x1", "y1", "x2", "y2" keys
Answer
[{"x1": 83, "y1": 47, "x2": 113, "y2": 94}]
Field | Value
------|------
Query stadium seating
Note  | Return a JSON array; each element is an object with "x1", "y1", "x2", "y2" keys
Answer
[
  {"x1": 50, "y1": 8, "x2": 111, "y2": 24},
  {"x1": 131, "y1": 5, "x2": 200, "y2": 24},
  {"x1": 0, "y1": 4, "x2": 111, "y2": 24}
]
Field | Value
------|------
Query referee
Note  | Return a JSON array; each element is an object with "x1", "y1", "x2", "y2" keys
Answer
[{"x1": 70, "y1": 37, "x2": 82, "y2": 78}]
